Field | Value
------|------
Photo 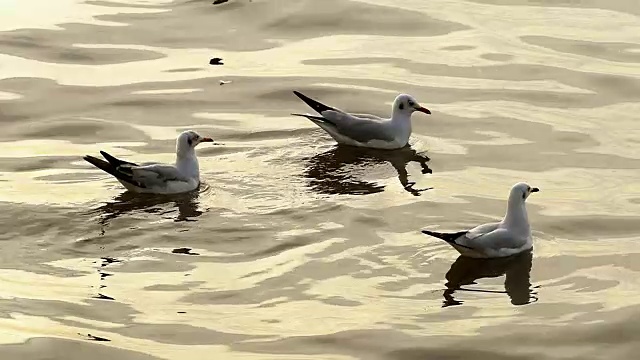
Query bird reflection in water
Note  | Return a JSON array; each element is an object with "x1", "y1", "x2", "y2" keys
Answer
[
  {"x1": 304, "y1": 145, "x2": 432, "y2": 196},
  {"x1": 91, "y1": 188, "x2": 204, "y2": 228},
  {"x1": 443, "y1": 249, "x2": 537, "y2": 307}
]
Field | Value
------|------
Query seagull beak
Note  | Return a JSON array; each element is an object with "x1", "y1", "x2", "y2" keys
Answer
[
  {"x1": 415, "y1": 106, "x2": 431, "y2": 115},
  {"x1": 531, "y1": 187, "x2": 540, "y2": 193},
  {"x1": 201, "y1": 137, "x2": 214, "y2": 143}
]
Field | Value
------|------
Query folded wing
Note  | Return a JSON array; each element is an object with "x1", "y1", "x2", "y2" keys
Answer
[
  {"x1": 292, "y1": 91, "x2": 394, "y2": 143},
  {"x1": 84, "y1": 151, "x2": 190, "y2": 189},
  {"x1": 124, "y1": 164, "x2": 190, "y2": 188}
]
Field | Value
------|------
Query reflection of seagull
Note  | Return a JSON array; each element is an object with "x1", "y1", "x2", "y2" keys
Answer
[
  {"x1": 422, "y1": 182, "x2": 539, "y2": 258},
  {"x1": 91, "y1": 190, "x2": 203, "y2": 226},
  {"x1": 83, "y1": 130, "x2": 215, "y2": 194},
  {"x1": 291, "y1": 91, "x2": 431, "y2": 149},
  {"x1": 304, "y1": 146, "x2": 432, "y2": 196},
  {"x1": 443, "y1": 250, "x2": 536, "y2": 307}
]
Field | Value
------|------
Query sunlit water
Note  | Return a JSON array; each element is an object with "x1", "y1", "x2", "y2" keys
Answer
[{"x1": 0, "y1": 0, "x2": 639, "y2": 359}]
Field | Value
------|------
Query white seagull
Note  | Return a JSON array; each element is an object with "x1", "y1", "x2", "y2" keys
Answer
[
  {"x1": 422, "y1": 182, "x2": 540, "y2": 258},
  {"x1": 84, "y1": 130, "x2": 214, "y2": 194},
  {"x1": 291, "y1": 91, "x2": 431, "y2": 150}
]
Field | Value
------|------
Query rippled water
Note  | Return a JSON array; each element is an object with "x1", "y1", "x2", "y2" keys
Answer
[{"x1": 1, "y1": 0, "x2": 639, "y2": 359}]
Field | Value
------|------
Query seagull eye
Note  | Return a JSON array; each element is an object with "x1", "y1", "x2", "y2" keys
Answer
[
  {"x1": 399, "y1": 103, "x2": 404, "y2": 110},
  {"x1": 408, "y1": 100, "x2": 415, "y2": 107}
]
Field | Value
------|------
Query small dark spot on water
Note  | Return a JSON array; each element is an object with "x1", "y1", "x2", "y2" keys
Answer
[
  {"x1": 172, "y1": 247, "x2": 200, "y2": 256},
  {"x1": 79, "y1": 333, "x2": 111, "y2": 342},
  {"x1": 93, "y1": 293, "x2": 115, "y2": 301},
  {"x1": 99, "y1": 271, "x2": 112, "y2": 280},
  {"x1": 213, "y1": 0, "x2": 229, "y2": 4},
  {"x1": 177, "y1": 311, "x2": 186, "y2": 314},
  {"x1": 209, "y1": 57, "x2": 224, "y2": 65},
  {"x1": 100, "y1": 257, "x2": 121, "y2": 267}
]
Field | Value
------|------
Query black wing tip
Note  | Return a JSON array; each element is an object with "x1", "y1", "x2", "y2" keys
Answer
[
  {"x1": 99, "y1": 150, "x2": 138, "y2": 167},
  {"x1": 83, "y1": 153, "x2": 144, "y2": 188},
  {"x1": 421, "y1": 229, "x2": 443, "y2": 238},
  {"x1": 422, "y1": 229, "x2": 475, "y2": 250},
  {"x1": 291, "y1": 112, "x2": 328, "y2": 122},
  {"x1": 83, "y1": 154, "x2": 114, "y2": 173},
  {"x1": 292, "y1": 90, "x2": 312, "y2": 103},
  {"x1": 421, "y1": 229, "x2": 465, "y2": 242},
  {"x1": 292, "y1": 90, "x2": 336, "y2": 115}
]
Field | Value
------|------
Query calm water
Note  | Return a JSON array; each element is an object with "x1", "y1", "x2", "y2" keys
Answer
[{"x1": 1, "y1": 0, "x2": 639, "y2": 359}]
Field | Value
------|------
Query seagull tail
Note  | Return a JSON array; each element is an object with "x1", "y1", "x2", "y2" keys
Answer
[
  {"x1": 421, "y1": 229, "x2": 473, "y2": 249},
  {"x1": 99, "y1": 150, "x2": 137, "y2": 167},
  {"x1": 292, "y1": 91, "x2": 338, "y2": 115},
  {"x1": 83, "y1": 155, "x2": 143, "y2": 188}
]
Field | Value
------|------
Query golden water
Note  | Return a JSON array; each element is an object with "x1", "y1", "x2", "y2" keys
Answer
[{"x1": 0, "y1": 0, "x2": 639, "y2": 359}]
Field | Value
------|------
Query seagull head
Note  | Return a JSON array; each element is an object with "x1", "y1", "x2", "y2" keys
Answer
[
  {"x1": 510, "y1": 182, "x2": 540, "y2": 202},
  {"x1": 176, "y1": 130, "x2": 214, "y2": 153},
  {"x1": 393, "y1": 94, "x2": 431, "y2": 116}
]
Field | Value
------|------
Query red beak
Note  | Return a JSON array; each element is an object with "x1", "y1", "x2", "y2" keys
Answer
[
  {"x1": 201, "y1": 137, "x2": 214, "y2": 142},
  {"x1": 415, "y1": 106, "x2": 431, "y2": 115}
]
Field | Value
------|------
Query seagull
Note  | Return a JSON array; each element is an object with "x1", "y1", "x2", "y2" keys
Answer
[
  {"x1": 83, "y1": 130, "x2": 214, "y2": 194},
  {"x1": 422, "y1": 182, "x2": 540, "y2": 258},
  {"x1": 291, "y1": 91, "x2": 431, "y2": 150}
]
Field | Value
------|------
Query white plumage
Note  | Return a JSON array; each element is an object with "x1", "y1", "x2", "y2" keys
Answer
[
  {"x1": 422, "y1": 182, "x2": 540, "y2": 258},
  {"x1": 291, "y1": 91, "x2": 431, "y2": 150},
  {"x1": 84, "y1": 130, "x2": 215, "y2": 194}
]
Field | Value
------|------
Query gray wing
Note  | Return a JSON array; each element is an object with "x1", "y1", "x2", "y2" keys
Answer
[
  {"x1": 319, "y1": 110, "x2": 395, "y2": 142},
  {"x1": 466, "y1": 222, "x2": 501, "y2": 240},
  {"x1": 125, "y1": 164, "x2": 190, "y2": 187},
  {"x1": 292, "y1": 90, "x2": 394, "y2": 142},
  {"x1": 457, "y1": 226, "x2": 526, "y2": 251},
  {"x1": 350, "y1": 113, "x2": 386, "y2": 121}
]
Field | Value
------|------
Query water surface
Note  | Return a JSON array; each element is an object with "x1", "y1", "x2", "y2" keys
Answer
[{"x1": 1, "y1": 0, "x2": 639, "y2": 359}]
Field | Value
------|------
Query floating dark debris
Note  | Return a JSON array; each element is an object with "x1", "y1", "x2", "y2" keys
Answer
[
  {"x1": 93, "y1": 293, "x2": 115, "y2": 301},
  {"x1": 213, "y1": 0, "x2": 229, "y2": 4},
  {"x1": 100, "y1": 257, "x2": 121, "y2": 267},
  {"x1": 209, "y1": 57, "x2": 224, "y2": 65},
  {"x1": 177, "y1": 311, "x2": 186, "y2": 314},
  {"x1": 80, "y1": 333, "x2": 111, "y2": 342},
  {"x1": 172, "y1": 247, "x2": 200, "y2": 256}
]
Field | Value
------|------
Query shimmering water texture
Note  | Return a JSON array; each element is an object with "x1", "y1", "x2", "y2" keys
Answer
[{"x1": 0, "y1": 0, "x2": 639, "y2": 359}]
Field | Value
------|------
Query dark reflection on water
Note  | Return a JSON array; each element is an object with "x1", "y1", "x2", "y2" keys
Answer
[
  {"x1": 90, "y1": 189, "x2": 204, "y2": 226},
  {"x1": 304, "y1": 145, "x2": 432, "y2": 196},
  {"x1": 443, "y1": 250, "x2": 537, "y2": 307}
]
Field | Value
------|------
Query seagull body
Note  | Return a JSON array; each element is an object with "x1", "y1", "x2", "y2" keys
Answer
[
  {"x1": 291, "y1": 91, "x2": 431, "y2": 150},
  {"x1": 83, "y1": 130, "x2": 214, "y2": 195},
  {"x1": 422, "y1": 183, "x2": 540, "y2": 258}
]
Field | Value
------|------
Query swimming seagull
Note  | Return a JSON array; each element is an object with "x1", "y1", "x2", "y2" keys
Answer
[
  {"x1": 291, "y1": 91, "x2": 431, "y2": 150},
  {"x1": 422, "y1": 182, "x2": 540, "y2": 258},
  {"x1": 83, "y1": 130, "x2": 214, "y2": 194}
]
